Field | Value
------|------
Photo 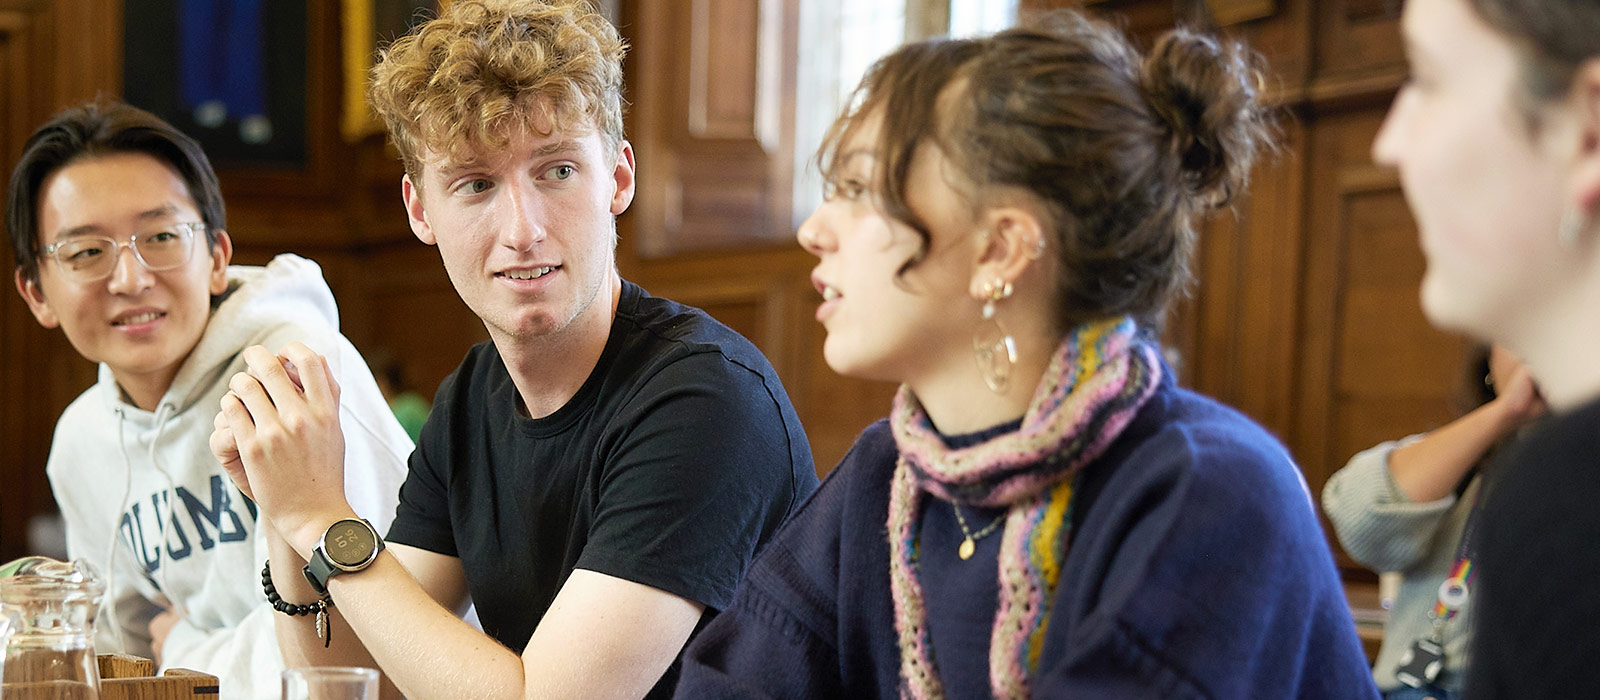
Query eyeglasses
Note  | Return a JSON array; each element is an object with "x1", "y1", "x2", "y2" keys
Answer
[{"x1": 39, "y1": 223, "x2": 205, "y2": 283}]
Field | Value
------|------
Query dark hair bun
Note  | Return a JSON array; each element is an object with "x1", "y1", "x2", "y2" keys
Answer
[{"x1": 1139, "y1": 29, "x2": 1273, "y2": 209}]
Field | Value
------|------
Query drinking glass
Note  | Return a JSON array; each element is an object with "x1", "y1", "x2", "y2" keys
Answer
[{"x1": 281, "y1": 666, "x2": 378, "y2": 700}]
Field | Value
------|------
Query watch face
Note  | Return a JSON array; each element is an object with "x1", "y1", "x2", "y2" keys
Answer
[{"x1": 327, "y1": 520, "x2": 375, "y2": 568}]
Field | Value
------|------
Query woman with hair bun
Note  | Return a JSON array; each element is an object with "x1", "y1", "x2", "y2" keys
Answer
[{"x1": 676, "y1": 11, "x2": 1377, "y2": 699}]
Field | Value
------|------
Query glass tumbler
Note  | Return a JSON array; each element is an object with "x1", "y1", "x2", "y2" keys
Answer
[{"x1": 281, "y1": 666, "x2": 379, "y2": 700}]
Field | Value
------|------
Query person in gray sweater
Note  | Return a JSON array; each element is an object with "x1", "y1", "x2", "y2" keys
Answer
[{"x1": 1323, "y1": 345, "x2": 1544, "y2": 700}]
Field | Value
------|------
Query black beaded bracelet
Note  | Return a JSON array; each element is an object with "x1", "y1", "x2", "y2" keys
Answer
[{"x1": 262, "y1": 561, "x2": 334, "y2": 647}]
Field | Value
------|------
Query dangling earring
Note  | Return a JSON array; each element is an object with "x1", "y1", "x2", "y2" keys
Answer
[
  {"x1": 1559, "y1": 207, "x2": 1590, "y2": 248},
  {"x1": 973, "y1": 278, "x2": 1017, "y2": 393}
]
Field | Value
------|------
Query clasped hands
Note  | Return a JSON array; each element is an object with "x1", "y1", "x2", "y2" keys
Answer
[{"x1": 210, "y1": 342, "x2": 353, "y2": 557}]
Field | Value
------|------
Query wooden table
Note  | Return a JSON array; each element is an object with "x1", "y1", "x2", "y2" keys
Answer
[{"x1": 1, "y1": 653, "x2": 217, "y2": 699}]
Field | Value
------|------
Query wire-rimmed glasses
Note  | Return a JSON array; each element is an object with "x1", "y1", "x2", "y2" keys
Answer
[{"x1": 38, "y1": 222, "x2": 205, "y2": 283}]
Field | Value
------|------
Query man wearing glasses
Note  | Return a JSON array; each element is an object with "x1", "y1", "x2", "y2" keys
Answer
[{"x1": 7, "y1": 101, "x2": 411, "y2": 700}]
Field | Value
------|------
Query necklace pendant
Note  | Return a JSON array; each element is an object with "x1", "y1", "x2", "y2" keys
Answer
[{"x1": 958, "y1": 537, "x2": 976, "y2": 560}]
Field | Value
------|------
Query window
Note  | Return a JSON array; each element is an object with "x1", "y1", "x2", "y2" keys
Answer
[
  {"x1": 949, "y1": 0, "x2": 1018, "y2": 37},
  {"x1": 790, "y1": 0, "x2": 1017, "y2": 227}
]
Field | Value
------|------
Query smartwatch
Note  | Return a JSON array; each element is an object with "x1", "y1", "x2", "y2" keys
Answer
[{"x1": 302, "y1": 518, "x2": 385, "y2": 596}]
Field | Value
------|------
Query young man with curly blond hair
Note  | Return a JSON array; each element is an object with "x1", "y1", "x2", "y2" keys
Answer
[{"x1": 207, "y1": 2, "x2": 817, "y2": 698}]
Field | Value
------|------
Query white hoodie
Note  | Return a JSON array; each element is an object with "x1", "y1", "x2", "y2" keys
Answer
[{"x1": 44, "y1": 254, "x2": 411, "y2": 700}]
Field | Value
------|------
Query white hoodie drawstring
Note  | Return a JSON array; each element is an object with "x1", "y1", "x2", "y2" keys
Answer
[
  {"x1": 106, "y1": 406, "x2": 135, "y2": 654},
  {"x1": 104, "y1": 401, "x2": 191, "y2": 658},
  {"x1": 146, "y1": 402, "x2": 192, "y2": 622}
]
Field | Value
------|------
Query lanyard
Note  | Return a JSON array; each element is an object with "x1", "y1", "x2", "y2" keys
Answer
[
  {"x1": 1395, "y1": 476, "x2": 1489, "y2": 688},
  {"x1": 1430, "y1": 482, "x2": 1486, "y2": 623}
]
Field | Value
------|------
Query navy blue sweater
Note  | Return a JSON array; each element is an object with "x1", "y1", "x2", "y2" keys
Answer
[{"x1": 676, "y1": 377, "x2": 1379, "y2": 699}]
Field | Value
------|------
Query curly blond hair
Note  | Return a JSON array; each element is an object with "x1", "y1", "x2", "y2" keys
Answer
[{"x1": 368, "y1": 0, "x2": 627, "y2": 180}]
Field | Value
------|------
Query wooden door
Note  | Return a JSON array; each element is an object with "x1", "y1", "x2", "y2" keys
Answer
[{"x1": 0, "y1": 0, "x2": 122, "y2": 562}]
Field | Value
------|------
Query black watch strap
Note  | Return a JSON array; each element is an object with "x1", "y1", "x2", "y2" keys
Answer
[
  {"x1": 301, "y1": 518, "x2": 384, "y2": 596},
  {"x1": 302, "y1": 548, "x2": 339, "y2": 596}
]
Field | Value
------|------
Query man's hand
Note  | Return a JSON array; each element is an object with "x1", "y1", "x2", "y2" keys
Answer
[
  {"x1": 149, "y1": 609, "x2": 179, "y2": 665},
  {"x1": 210, "y1": 352, "x2": 310, "y2": 502},
  {"x1": 218, "y1": 342, "x2": 354, "y2": 556},
  {"x1": 210, "y1": 408, "x2": 251, "y2": 501}
]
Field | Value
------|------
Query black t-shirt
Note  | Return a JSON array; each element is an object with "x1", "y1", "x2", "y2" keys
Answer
[
  {"x1": 387, "y1": 280, "x2": 818, "y2": 697},
  {"x1": 1466, "y1": 396, "x2": 1600, "y2": 700}
]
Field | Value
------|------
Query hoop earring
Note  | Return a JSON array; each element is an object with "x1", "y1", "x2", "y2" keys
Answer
[
  {"x1": 973, "y1": 279, "x2": 1017, "y2": 393},
  {"x1": 1559, "y1": 207, "x2": 1590, "y2": 248}
]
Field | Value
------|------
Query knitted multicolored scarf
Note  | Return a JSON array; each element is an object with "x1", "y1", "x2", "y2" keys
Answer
[{"x1": 887, "y1": 317, "x2": 1161, "y2": 699}]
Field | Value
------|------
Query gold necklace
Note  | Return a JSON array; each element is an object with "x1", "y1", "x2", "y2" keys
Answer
[{"x1": 952, "y1": 503, "x2": 1006, "y2": 560}]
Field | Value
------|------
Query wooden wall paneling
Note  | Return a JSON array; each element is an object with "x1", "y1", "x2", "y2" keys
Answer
[
  {"x1": 629, "y1": 0, "x2": 797, "y2": 258},
  {"x1": 1184, "y1": 0, "x2": 1312, "y2": 445},
  {"x1": 1297, "y1": 108, "x2": 1467, "y2": 566},
  {"x1": 0, "y1": 7, "x2": 37, "y2": 156},
  {"x1": 1235, "y1": 124, "x2": 1308, "y2": 439},
  {"x1": 1331, "y1": 161, "x2": 1463, "y2": 470},
  {"x1": 1295, "y1": 113, "x2": 1357, "y2": 509},
  {"x1": 345, "y1": 141, "x2": 411, "y2": 247},
  {"x1": 1345, "y1": 0, "x2": 1399, "y2": 22},
  {"x1": 1179, "y1": 209, "x2": 1234, "y2": 397},
  {"x1": 1187, "y1": 119, "x2": 1308, "y2": 441},
  {"x1": 0, "y1": 0, "x2": 117, "y2": 561},
  {"x1": 1294, "y1": 111, "x2": 1357, "y2": 563},
  {"x1": 1313, "y1": 0, "x2": 1403, "y2": 80},
  {"x1": 1164, "y1": 284, "x2": 1201, "y2": 390},
  {"x1": 1076, "y1": 0, "x2": 1178, "y2": 42},
  {"x1": 44, "y1": 0, "x2": 120, "y2": 107},
  {"x1": 0, "y1": 3, "x2": 37, "y2": 561},
  {"x1": 1242, "y1": 0, "x2": 1313, "y2": 98},
  {"x1": 1204, "y1": 0, "x2": 1275, "y2": 26},
  {"x1": 688, "y1": 0, "x2": 758, "y2": 139},
  {"x1": 1185, "y1": 186, "x2": 1243, "y2": 407},
  {"x1": 1082, "y1": 0, "x2": 1279, "y2": 27}
]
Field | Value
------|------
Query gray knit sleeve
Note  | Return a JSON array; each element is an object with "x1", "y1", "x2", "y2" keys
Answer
[{"x1": 1321, "y1": 436, "x2": 1456, "y2": 573}]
